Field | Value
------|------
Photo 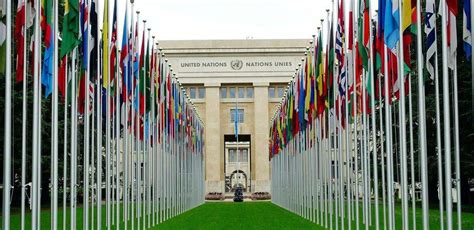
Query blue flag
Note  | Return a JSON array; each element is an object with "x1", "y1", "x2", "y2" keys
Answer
[
  {"x1": 234, "y1": 102, "x2": 238, "y2": 139},
  {"x1": 384, "y1": 0, "x2": 400, "y2": 49},
  {"x1": 464, "y1": 0, "x2": 472, "y2": 59}
]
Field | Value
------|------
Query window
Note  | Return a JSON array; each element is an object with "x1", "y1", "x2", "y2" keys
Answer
[
  {"x1": 230, "y1": 109, "x2": 244, "y2": 123},
  {"x1": 277, "y1": 86, "x2": 284, "y2": 98},
  {"x1": 246, "y1": 87, "x2": 254, "y2": 98},
  {"x1": 229, "y1": 87, "x2": 236, "y2": 98},
  {"x1": 220, "y1": 87, "x2": 227, "y2": 98},
  {"x1": 269, "y1": 86, "x2": 276, "y2": 98},
  {"x1": 198, "y1": 87, "x2": 205, "y2": 98},
  {"x1": 238, "y1": 87, "x2": 245, "y2": 98},
  {"x1": 229, "y1": 149, "x2": 237, "y2": 162},
  {"x1": 228, "y1": 148, "x2": 248, "y2": 163},
  {"x1": 189, "y1": 87, "x2": 196, "y2": 99}
]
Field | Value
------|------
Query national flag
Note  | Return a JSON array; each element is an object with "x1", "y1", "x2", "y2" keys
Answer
[
  {"x1": 425, "y1": 0, "x2": 437, "y2": 80},
  {"x1": 464, "y1": 0, "x2": 472, "y2": 59},
  {"x1": 41, "y1": 0, "x2": 54, "y2": 97},
  {"x1": 446, "y1": 0, "x2": 458, "y2": 69},
  {"x1": 109, "y1": 0, "x2": 117, "y2": 87},
  {"x1": 120, "y1": 6, "x2": 130, "y2": 101},
  {"x1": 0, "y1": 0, "x2": 5, "y2": 76},
  {"x1": 78, "y1": 0, "x2": 89, "y2": 114},
  {"x1": 358, "y1": 0, "x2": 369, "y2": 71},
  {"x1": 15, "y1": 0, "x2": 26, "y2": 83},
  {"x1": 60, "y1": 0, "x2": 80, "y2": 58},
  {"x1": 102, "y1": 0, "x2": 109, "y2": 88},
  {"x1": 384, "y1": 0, "x2": 400, "y2": 49}
]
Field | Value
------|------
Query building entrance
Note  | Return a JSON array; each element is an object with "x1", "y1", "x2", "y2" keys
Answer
[{"x1": 224, "y1": 135, "x2": 251, "y2": 193}]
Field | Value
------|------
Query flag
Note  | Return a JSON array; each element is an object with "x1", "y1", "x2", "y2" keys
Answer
[
  {"x1": 89, "y1": 0, "x2": 97, "y2": 79},
  {"x1": 358, "y1": 0, "x2": 369, "y2": 71},
  {"x1": 446, "y1": 0, "x2": 458, "y2": 69},
  {"x1": 78, "y1": 0, "x2": 89, "y2": 114},
  {"x1": 102, "y1": 0, "x2": 109, "y2": 88},
  {"x1": 41, "y1": 0, "x2": 54, "y2": 97},
  {"x1": 0, "y1": 0, "x2": 5, "y2": 75},
  {"x1": 60, "y1": 0, "x2": 80, "y2": 58},
  {"x1": 120, "y1": 6, "x2": 130, "y2": 101},
  {"x1": 234, "y1": 103, "x2": 238, "y2": 138},
  {"x1": 384, "y1": 0, "x2": 400, "y2": 49},
  {"x1": 425, "y1": 0, "x2": 437, "y2": 80},
  {"x1": 464, "y1": 0, "x2": 472, "y2": 59},
  {"x1": 15, "y1": 0, "x2": 26, "y2": 83},
  {"x1": 109, "y1": 0, "x2": 117, "y2": 87}
]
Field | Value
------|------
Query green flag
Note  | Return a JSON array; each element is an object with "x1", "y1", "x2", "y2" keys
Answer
[{"x1": 60, "y1": 0, "x2": 80, "y2": 58}]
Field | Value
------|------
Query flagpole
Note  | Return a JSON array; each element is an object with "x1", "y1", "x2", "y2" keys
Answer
[
  {"x1": 123, "y1": 3, "x2": 130, "y2": 228},
  {"x1": 20, "y1": 0, "x2": 28, "y2": 228},
  {"x1": 396, "y1": 1, "x2": 409, "y2": 229},
  {"x1": 415, "y1": 0, "x2": 430, "y2": 228},
  {"x1": 63, "y1": 57, "x2": 69, "y2": 230},
  {"x1": 50, "y1": 0, "x2": 60, "y2": 227},
  {"x1": 440, "y1": 0, "x2": 453, "y2": 228},
  {"x1": 369, "y1": 17, "x2": 379, "y2": 230},
  {"x1": 2, "y1": 0, "x2": 12, "y2": 227},
  {"x1": 84, "y1": 0, "x2": 92, "y2": 227},
  {"x1": 70, "y1": 47, "x2": 78, "y2": 230},
  {"x1": 31, "y1": 0, "x2": 41, "y2": 227},
  {"x1": 453, "y1": 57, "x2": 462, "y2": 230}
]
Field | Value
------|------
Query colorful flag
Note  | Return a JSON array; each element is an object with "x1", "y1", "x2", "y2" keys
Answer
[
  {"x1": 109, "y1": 0, "x2": 117, "y2": 87},
  {"x1": 120, "y1": 6, "x2": 130, "y2": 101},
  {"x1": 384, "y1": 0, "x2": 400, "y2": 49},
  {"x1": 41, "y1": 0, "x2": 54, "y2": 97},
  {"x1": 102, "y1": 0, "x2": 109, "y2": 88},
  {"x1": 60, "y1": 0, "x2": 80, "y2": 58},
  {"x1": 425, "y1": 0, "x2": 437, "y2": 80},
  {"x1": 446, "y1": 0, "x2": 458, "y2": 69},
  {"x1": 464, "y1": 0, "x2": 472, "y2": 59},
  {"x1": 15, "y1": 0, "x2": 26, "y2": 83}
]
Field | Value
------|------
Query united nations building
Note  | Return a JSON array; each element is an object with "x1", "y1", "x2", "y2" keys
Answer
[{"x1": 160, "y1": 39, "x2": 308, "y2": 194}]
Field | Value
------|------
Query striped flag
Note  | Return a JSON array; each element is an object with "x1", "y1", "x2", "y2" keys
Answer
[
  {"x1": 425, "y1": 0, "x2": 437, "y2": 80},
  {"x1": 463, "y1": 0, "x2": 472, "y2": 59}
]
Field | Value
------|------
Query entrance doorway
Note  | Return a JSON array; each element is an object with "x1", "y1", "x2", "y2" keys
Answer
[{"x1": 224, "y1": 135, "x2": 251, "y2": 193}]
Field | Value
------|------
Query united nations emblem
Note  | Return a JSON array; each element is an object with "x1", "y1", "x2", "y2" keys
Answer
[{"x1": 230, "y1": 60, "x2": 243, "y2": 70}]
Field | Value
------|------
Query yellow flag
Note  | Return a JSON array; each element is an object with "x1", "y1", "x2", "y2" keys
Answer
[
  {"x1": 402, "y1": 0, "x2": 412, "y2": 32},
  {"x1": 102, "y1": 0, "x2": 109, "y2": 88}
]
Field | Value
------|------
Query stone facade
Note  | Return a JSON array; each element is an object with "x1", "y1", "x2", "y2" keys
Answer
[{"x1": 159, "y1": 39, "x2": 308, "y2": 193}]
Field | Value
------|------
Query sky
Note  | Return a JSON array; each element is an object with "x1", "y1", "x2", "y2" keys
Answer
[{"x1": 114, "y1": 0, "x2": 333, "y2": 41}]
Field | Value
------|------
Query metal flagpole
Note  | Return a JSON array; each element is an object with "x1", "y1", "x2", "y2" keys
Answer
[
  {"x1": 397, "y1": 1, "x2": 409, "y2": 229},
  {"x1": 20, "y1": 0, "x2": 28, "y2": 227},
  {"x1": 115, "y1": 41, "x2": 121, "y2": 230},
  {"x1": 2, "y1": 0, "x2": 12, "y2": 227},
  {"x1": 84, "y1": 1, "x2": 92, "y2": 227},
  {"x1": 63, "y1": 57, "x2": 69, "y2": 230},
  {"x1": 31, "y1": 0, "x2": 42, "y2": 227},
  {"x1": 123, "y1": 3, "x2": 130, "y2": 227},
  {"x1": 52, "y1": 0, "x2": 60, "y2": 227},
  {"x1": 416, "y1": 0, "x2": 430, "y2": 228},
  {"x1": 453, "y1": 58, "x2": 462, "y2": 230},
  {"x1": 71, "y1": 47, "x2": 78, "y2": 230},
  {"x1": 377, "y1": 64, "x2": 387, "y2": 230},
  {"x1": 383, "y1": 44, "x2": 395, "y2": 230},
  {"x1": 369, "y1": 17, "x2": 379, "y2": 230},
  {"x1": 440, "y1": 0, "x2": 453, "y2": 228},
  {"x1": 96, "y1": 26, "x2": 103, "y2": 230},
  {"x1": 351, "y1": 1, "x2": 360, "y2": 226}
]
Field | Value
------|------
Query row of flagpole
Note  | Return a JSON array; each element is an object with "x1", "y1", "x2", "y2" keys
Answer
[
  {"x1": 1, "y1": 0, "x2": 206, "y2": 229},
  {"x1": 270, "y1": 0, "x2": 468, "y2": 229}
]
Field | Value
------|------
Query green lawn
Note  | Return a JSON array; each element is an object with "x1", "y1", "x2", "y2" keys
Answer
[
  {"x1": 157, "y1": 201, "x2": 320, "y2": 230},
  {"x1": 2, "y1": 201, "x2": 474, "y2": 229}
]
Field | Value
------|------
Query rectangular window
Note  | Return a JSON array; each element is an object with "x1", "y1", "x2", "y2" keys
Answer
[
  {"x1": 269, "y1": 86, "x2": 276, "y2": 98},
  {"x1": 229, "y1": 87, "x2": 236, "y2": 98},
  {"x1": 240, "y1": 149, "x2": 248, "y2": 162},
  {"x1": 277, "y1": 86, "x2": 284, "y2": 98},
  {"x1": 229, "y1": 149, "x2": 237, "y2": 162},
  {"x1": 230, "y1": 109, "x2": 244, "y2": 123},
  {"x1": 220, "y1": 87, "x2": 227, "y2": 98},
  {"x1": 198, "y1": 87, "x2": 205, "y2": 98},
  {"x1": 246, "y1": 87, "x2": 254, "y2": 98},
  {"x1": 238, "y1": 87, "x2": 245, "y2": 98},
  {"x1": 190, "y1": 87, "x2": 196, "y2": 99}
]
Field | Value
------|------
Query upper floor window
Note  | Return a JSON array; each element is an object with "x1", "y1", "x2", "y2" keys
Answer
[
  {"x1": 198, "y1": 87, "x2": 205, "y2": 98},
  {"x1": 220, "y1": 87, "x2": 227, "y2": 98},
  {"x1": 269, "y1": 86, "x2": 276, "y2": 98},
  {"x1": 190, "y1": 87, "x2": 196, "y2": 99},
  {"x1": 230, "y1": 108, "x2": 244, "y2": 123}
]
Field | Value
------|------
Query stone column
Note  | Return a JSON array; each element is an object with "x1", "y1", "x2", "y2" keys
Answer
[
  {"x1": 253, "y1": 82, "x2": 270, "y2": 192},
  {"x1": 204, "y1": 82, "x2": 222, "y2": 193}
]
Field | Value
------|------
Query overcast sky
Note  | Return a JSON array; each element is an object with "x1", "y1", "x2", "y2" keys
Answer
[{"x1": 114, "y1": 0, "x2": 333, "y2": 41}]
